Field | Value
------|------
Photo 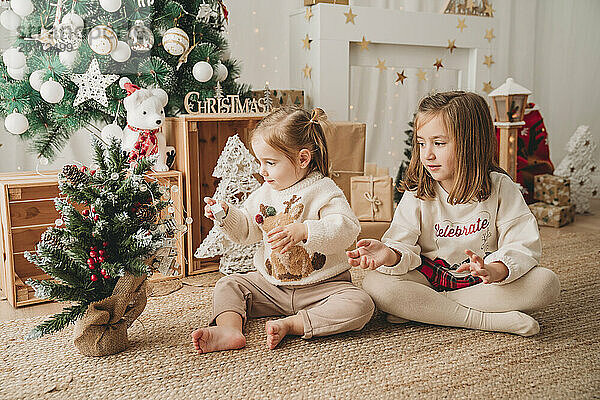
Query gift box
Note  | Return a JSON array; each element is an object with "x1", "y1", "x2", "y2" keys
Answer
[
  {"x1": 350, "y1": 176, "x2": 394, "y2": 222},
  {"x1": 357, "y1": 221, "x2": 391, "y2": 242},
  {"x1": 251, "y1": 89, "x2": 304, "y2": 110},
  {"x1": 304, "y1": 0, "x2": 348, "y2": 5},
  {"x1": 326, "y1": 121, "x2": 366, "y2": 201},
  {"x1": 533, "y1": 174, "x2": 571, "y2": 206},
  {"x1": 528, "y1": 202, "x2": 576, "y2": 227},
  {"x1": 365, "y1": 163, "x2": 389, "y2": 177}
]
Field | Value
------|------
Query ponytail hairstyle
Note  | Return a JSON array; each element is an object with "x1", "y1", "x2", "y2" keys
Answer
[
  {"x1": 250, "y1": 106, "x2": 330, "y2": 177},
  {"x1": 403, "y1": 91, "x2": 504, "y2": 204}
]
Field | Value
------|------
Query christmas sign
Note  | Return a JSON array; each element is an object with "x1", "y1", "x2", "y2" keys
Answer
[{"x1": 184, "y1": 92, "x2": 270, "y2": 114}]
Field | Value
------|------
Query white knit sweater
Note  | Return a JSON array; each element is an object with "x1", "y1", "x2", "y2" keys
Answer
[
  {"x1": 379, "y1": 171, "x2": 541, "y2": 285},
  {"x1": 219, "y1": 172, "x2": 360, "y2": 286}
]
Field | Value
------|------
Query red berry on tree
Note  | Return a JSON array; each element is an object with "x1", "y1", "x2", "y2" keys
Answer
[
  {"x1": 91, "y1": 206, "x2": 96, "y2": 213},
  {"x1": 104, "y1": 274, "x2": 111, "y2": 279},
  {"x1": 89, "y1": 265, "x2": 95, "y2": 270},
  {"x1": 93, "y1": 215, "x2": 99, "y2": 222},
  {"x1": 98, "y1": 256, "x2": 105, "y2": 263},
  {"x1": 103, "y1": 242, "x2": 109, "y2": 247},
  {"x1": 90, "y1": 274, "x2": 98, "y2": 282},
  {"x1": 98, "y1": 249, "x2": 105, "y2": 256},
  {"x1": 80, "y1": 166, "x2": 87, "y2": 172},
  {"x1": 100, "y1": 269, "x2": 106, "y2": 276},
  {"x1": 87, "y1": 258, "x2": 94, "y2": 265},
  {"x1": 82, "y1": 209, "x2": 89, "y2": 216},
  {"x1": 89, "y1": 251, "x2": 96, "y2": 258},
  {"x1": 255, "y1": 214, "x2": 264, "y2": 224},
  {"x1": 90, "y1": 170, "x2": 96, "y2": 176},
  {"x1": 92, "y1": 246, "x2": 98, "y2": 251}
]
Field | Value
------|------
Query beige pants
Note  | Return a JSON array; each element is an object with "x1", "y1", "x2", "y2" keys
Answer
[
  {"x1": 362, "y1": 266, "x2": 560, "y2": 335},
  {"x1": 212, "y1": 270, "x2": 375, "y2": 339}
]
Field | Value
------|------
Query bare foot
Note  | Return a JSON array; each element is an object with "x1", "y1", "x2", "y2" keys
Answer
[
  {"x1": 191, "y1": 326, "x2": 246, "y2": 354},
  {"x1": 265, "y1": 320, "x2": 291, "y2": 349}
]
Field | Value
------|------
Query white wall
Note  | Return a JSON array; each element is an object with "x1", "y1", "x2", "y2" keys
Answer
[{"x1": 0, "y1": 0, "x2": 598, "y2": 173}]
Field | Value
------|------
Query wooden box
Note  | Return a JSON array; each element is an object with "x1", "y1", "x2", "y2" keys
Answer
[
  {"x1": 164, "y1": 114, "x2": 266, "y2": 275},
  {"x1": 0, "y1": 171, "x2": 185, "y2": 307}
]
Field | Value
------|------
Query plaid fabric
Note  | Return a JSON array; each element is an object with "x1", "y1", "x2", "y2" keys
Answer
[{"x1": 416, "y1": 256, "x2": 482, "y2": 292}]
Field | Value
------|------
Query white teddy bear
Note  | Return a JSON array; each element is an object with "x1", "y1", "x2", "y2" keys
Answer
[{"x1": 103, "y1": 77, "x2": 171, "y2": 171}]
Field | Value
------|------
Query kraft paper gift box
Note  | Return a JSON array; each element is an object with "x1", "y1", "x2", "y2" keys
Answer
[
  {"x1": 250, "y1": 89, "x2": 304, "y2": 109},
  {"x1": 533, "y1": 174, "x2": 571, "y2": 206},
  {"x1": 528, "y1": 202, "x2": 576, "y2": 227},
  {"x1": 350, "y1": 176, "x2": 394, "y2": 222},
  {"x1": 326, "y1": 122, "x2": 366, "y2": 201},
  {"x1": 357, "y1": 221, "x2": 391, "y2": 241}
]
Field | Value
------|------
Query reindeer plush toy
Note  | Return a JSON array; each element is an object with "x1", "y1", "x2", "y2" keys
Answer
[{"x1": 255, "y1": 195, "x2": 326, "y2": 281}]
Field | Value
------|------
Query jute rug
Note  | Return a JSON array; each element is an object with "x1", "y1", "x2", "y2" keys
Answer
[{"x1": 1, "y1": 232, "x2": 599, "y2": 399}]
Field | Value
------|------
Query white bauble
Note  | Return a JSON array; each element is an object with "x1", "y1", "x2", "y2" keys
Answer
[
  {"x1": 128, "y1": 20, "x2": 154, "y2": 52},
  {"x1": 101, "y1": 123, "x2": 123, "y2": 141},
  {"x1": 87, "y1": 25, "x2": 118, "y2": 55},
  {"x1": 99, "y1": 0, "x2": 121, "y2": 13},
  {"x1": 4, "y1": 112, "x2": 29, "y2": 135},
  {"x1": 10, "y1": 0, "x2": 34, "y2": 17},
  {"x1": 40, "y1": 79, "x2": 64, "y2": 103},
  {"x1": 214, "y1": 63, "x2": 228, "y2": 82},
  {"x1": 0, "y1": 9, "x2": 21, "y2": 31},
  {"x1": 162, "y1": 27, "x2": 189, "y2": 56},
  {"x1": 7, "y1": 66, "x2": 25, "y2": 80},
  {"x1": 110, "y1": 41, "x2": 131, "y2": 62},
  {"x1": 29, "y1": 69, "x2": 46, "y2": 91},
  {"x1": 62, "y1": 12, "x2": 84, "y2": 29},
  {"x1": 59, "y1": 51, "x2": 78, "y2": 67},
  {"x1": 3, "y1": 48, "x2": 26, "y2": 69},
  {"x1": 192, "y1": 61, "x2": 213, "y2": 82}
]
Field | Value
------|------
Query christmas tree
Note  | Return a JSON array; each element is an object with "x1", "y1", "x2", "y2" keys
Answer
[
  {"x1": 0, "y1": 0, "x2": 249, "y2": 160},
  {"x1": 24, "y1": 137, "x2": 177, "y2": 338},
  {"x1": 393, "y1": 114, "x2": 415, "y2": 204},
  {"x1": 554, "y1": 125, "x2": 599, "y2": 213},
  {"x1": 194, "y1": 134, "x2": 262, "y2": 275}
]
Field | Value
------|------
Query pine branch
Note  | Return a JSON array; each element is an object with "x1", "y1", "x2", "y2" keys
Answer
[{"x1": 25, "y1": 303, "x2": 89, "y2": 339}]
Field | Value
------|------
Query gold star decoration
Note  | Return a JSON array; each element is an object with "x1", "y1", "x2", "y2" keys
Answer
[
  {"x1": 305, "y1": 7, "x2": 313, "y2": 21},
  {"x1": 302, "y1": 64, "x2": 312, "y2": 79},
  {"x1": 344, "y1": 7, "x2": 357, "y2": 24},
  {"x1": 395, "y1": 70, "x2": 407, "y2": 84},
  {"x1": 482, "y1": 81, "x2": 494, "y2": 94},
  {"x1": 483, "y1": 55, "x2": 494, "y2": 67},
  {"x1": 484, "y1": 3, "x2": 495, "y2": 16},
  {"x1": 434, "y1": 59, "x2": 444, "y2": 71},
  {"x1": 447, "y1": 39, "x2": 457, "y2": 54},
  {"x1": 416, "y1": 69, "x2": 427, "y2": 81},
  {"x1": 375, "y1": 59, "x2": 387, "y2": 72},
  {"x1": 457, "y1": 18, "x2": 467, "y2": 32},
  {"x1": 302, "y1": 34, "x2": 312, "y2": 50},
  {"x1": 484, "y1": 29, "x2": 495, "y2": 42},
  {"x1": 359, "y1": 35, "x2": 370, "y2": 50}
]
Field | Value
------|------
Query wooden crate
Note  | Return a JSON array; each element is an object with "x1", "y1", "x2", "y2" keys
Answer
[
  {"x1": 0, "y1": 170, "x2": 185, "y2": 307},
  {"x1": 164, "y1": 113, "x2": 266, "y2": 275}
]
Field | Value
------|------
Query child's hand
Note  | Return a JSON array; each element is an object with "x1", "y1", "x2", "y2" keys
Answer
[
  {"x1": 346, "y1": 239, "x2": 400, "y2": 270},
  {"x1": 456, "y1": 249, "x2": 509, "y2": 283},
  {"x1": 203, "y1": 197, "x2": 229, "y2": 220},
  {"x1": 267, "y1": 222, "x2": 307, "y2": 254}
]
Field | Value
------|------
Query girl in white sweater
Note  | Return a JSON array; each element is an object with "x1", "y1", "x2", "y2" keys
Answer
[
  {"x1": 347, "y1": 91, "x2": 560, "y2": 336},
  {"x1": 192, "y1": 107, "x2": 374, "y2": 353}
]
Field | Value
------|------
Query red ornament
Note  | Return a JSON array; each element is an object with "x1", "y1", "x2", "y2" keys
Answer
[
  {"x1": 82, "y1": 209, "x2": 89, "y2": 216},
  {"x1": 87, "y1": 258, "x2": 94, "y2": 265},
  {"x1": 89, "y1": 251, "x2": 97, "y2": 258},
  {"x1": 93, "y1": 215, "x2": 99, "y2": 222},
  {"x1": 90, "y1": 274, "x2": 98, "y2": 282},
  {"x1": 100, "y1": 269, "x2": 106, "y2": 276},
  {"x1": 98, "y1": 256, "x2": 105, "y2": 263},
  {"x1": 255, "y1": 214, "x2": 264, "y2": 224},
  {"x1": 103, "y1": 242, "x2": 109, "y2": 247},
  {"x1": 98, "y1": 249, "x2": 105, "y2": 256},
  {"x1": 104, "y1": 274, "x2": 111, "y2": 279}
]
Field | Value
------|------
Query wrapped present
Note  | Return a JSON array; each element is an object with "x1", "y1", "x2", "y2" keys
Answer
[
  {"x1": 357, "y1": 221, "x2": 391, "y2": 242},
  {"x1": 351, "y1": 176, "x2": 394, "y2": 222},
  {"x1": 304, "y1": 0, "x2": 348, "y2": 5},
  {"x1": 534, "y1": 174, "x2": 571, "y2": 206},
  {"x1": 326, "y1": 121, "x2": 366, "y2": 201},
  {"x1": 251, "y1": 89, "x2": 304, "y2": 110},
  {"x1": 365, "y1": 163, "x2": 389, "y2": 177},
  {"x1": 528, "y1": 202, "x2": 576, "y2": 227}
]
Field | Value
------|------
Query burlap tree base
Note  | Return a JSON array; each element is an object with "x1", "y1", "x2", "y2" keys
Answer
[{"x1": 73, "y1": 274, "x2": 148, "y2": 357}]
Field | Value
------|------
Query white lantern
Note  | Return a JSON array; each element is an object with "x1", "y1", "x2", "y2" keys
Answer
[
  {"x1": 4, "y1": 112, "x2": 29, "y2": 135},
  {"x1": 10, "y1": 0, "x2": 34, "y2": 17},
  {"x1": 7, "y1": 66, "x2": 26, "y2": 80},
  {"x1": 59, "y1": 51, "x2": 78, "y2": 67},
  {"x1": 110, "y1": 41, "x2": 131, "y2": 62},
  {"x1": 29, "y1": 69, "x2": 46, "y2": 91},
  {"x1": 88, "y1": 25, "x2": 118, "y2": 55},
  {"x1": 40, "y1": 79, "x2": 65, "y2": 103},
  {"x1": 62, "y1": 13, "x2": 84, "y2": 29},
  {"x1": 101, "y1": 123, "x2": 123, "y2": 141},
  {"x1": 214, "y1": 62, "x2": 228, "y2": 82},
  {"x1": 162, "y1": 27, "x2": 189, "y2": 56},
  {"x1": 2, "y1": 48, "x2": 26, "y2": 69},
  {"x1": 99, "y1": 0, "x2": 122, "y2": 13},
  {"x1": 192, "y1": 61, "x2": 213, "y2": 82},
  {"x1": 0, "y1": 9, "x2": 21, "y2": 31}
]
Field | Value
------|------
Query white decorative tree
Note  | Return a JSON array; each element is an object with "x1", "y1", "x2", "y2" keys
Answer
[
  {"x1": 554, "y1": 125, "x2": 599, "y2": 213},
  {"x1": 194, "y1": 135, "x2": 262, "y2": 274}
]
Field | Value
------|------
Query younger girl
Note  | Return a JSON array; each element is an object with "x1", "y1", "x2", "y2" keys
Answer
[
  {"x1": 347, "y1": 91, "x2": 560, "y2": 336},
  {"x1": 192, "y1": 107, "x2": 374, "y2": 353}
]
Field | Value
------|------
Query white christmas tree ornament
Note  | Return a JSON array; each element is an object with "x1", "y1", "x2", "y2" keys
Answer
[{"x1": 70, "y1": 58, "x2": 119, "y2": 107}]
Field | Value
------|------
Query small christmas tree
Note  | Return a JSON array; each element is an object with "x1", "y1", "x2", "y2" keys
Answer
[
  {"x1": 24, "y1": 137, "x2": 176, "y2": 338},
  {"x1": 393, "y1": 114, "x2": 415, "y2": 204},
  {"x1": 195, "y1": 135, "x2": 262, "y2": 274},
  {"x1": 554, "y1": 125, "x2": 599, "y2": 213}
]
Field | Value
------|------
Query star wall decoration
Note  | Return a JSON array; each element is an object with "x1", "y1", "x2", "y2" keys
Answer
[
  {"x1": 302, "y1": 34, "x2": 312, "y2": 50},
  {"x1": 482, "y1": 81, "x2": 494, "y2": 94},
  {"x1": 485, "y1": 28, "x2": 495, "y2": 42},
  {"x1": 447, "y1": 39, "x2": 457, "y2": 54},
  {"x1": 457, "y1": 18, "x2": 467, "y2": 32},
  {"x1": 395, "y1": 71, "x2": 407, "y2": 84},
  {"x1": 375, "y1": 59, "x2": 387, "y2": 72},
  {"x1": 484, "y1": 3, "x2": 495, "y2": 16},
  {"x1": 416, "y1": 69, "x2": 427, "y2": 81},
  {"x1": 359, "y1": 36, "x2": 370, "y2": 50},
  {"x1": 302, "y1": 64, "x2": 312, "y2": 79},
  {"x1": 344, "y1": 8, "x2": 357, "y2": 24},
  {"x1": 305, "y1": 7, "x2": 313, "y2": 21},
  {"x1": 434, "y1": 59, "x2": 444, "y2": 71},
  {"x1": 483, "y1": 55, "x2": 494, "y2": 67},
  {"x1": 70, "y1": 59, "x2": 119, "y2": 107}
]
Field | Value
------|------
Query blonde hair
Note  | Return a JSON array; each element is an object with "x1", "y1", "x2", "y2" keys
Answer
[
  {"x1": 403, "y1": 91, "x2": 504, "y2": 204},
  {"x1": 250, "y1": 106, "x2": 330, "y2": 177}
]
